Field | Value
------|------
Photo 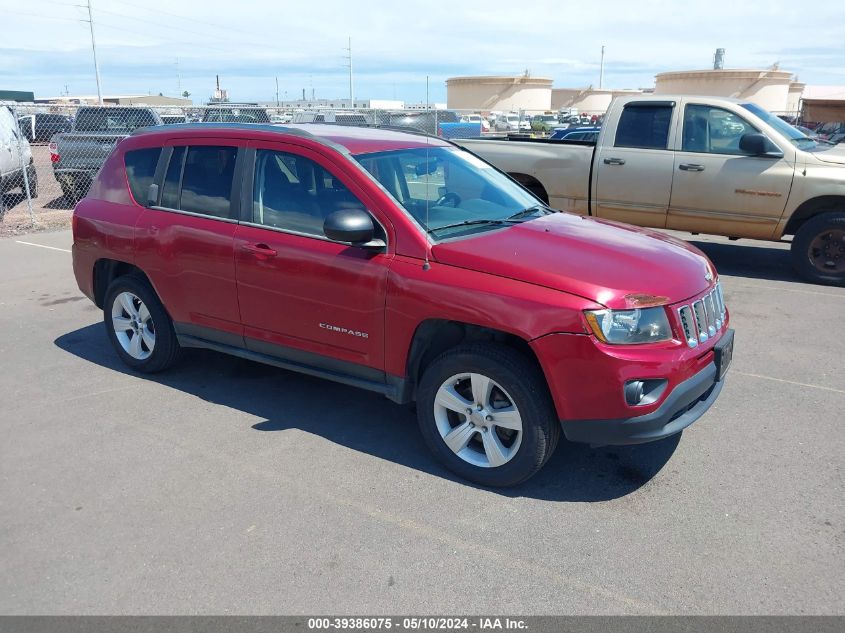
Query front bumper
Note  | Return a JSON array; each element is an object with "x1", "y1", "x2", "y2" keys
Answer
[{"x1": 560, "y1": 353, "x2": 727, "y2": 447}]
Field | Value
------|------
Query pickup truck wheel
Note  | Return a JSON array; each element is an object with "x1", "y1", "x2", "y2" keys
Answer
[
  {"x1": 416, "y1": 344, "x2": 559, "y2": 487},
  {"x1": 60, "y1": 176, "x2": 87, "y2": 205},
  {"x1": 104, "y1": 275, "x2": 180, "y2": 373},
  {"x1": 791, "y1": 212, "x2": 845, "y2": 286},
  {"x1": 26, "y1": 163, "x2": 38, "y2": 199}
]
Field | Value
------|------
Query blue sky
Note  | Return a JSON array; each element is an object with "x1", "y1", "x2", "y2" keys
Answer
[{"x1": 3, "y1": 0, "x2": 844, "y2": 103}]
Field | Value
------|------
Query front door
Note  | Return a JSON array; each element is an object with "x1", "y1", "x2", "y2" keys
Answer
[
  {"x1": 234, "y1": 143, "x2": 392, "y2": 374},
  {"x1": 667, "y1": 103, "x2": 796, "y2": 239},
  {"x1": 593, "y1": 101, "x2": 677, "y2": 229}
]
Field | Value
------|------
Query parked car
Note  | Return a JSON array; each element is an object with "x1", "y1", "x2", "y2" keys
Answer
[
  {"x1": 385, "y1": 110, "x2": 460, "y2": 135},
  {"x1": 454, "y1": 94, "x2": 845, "y2": 285},
  {"x1": 494, "y1": 113, "x2": 530, "y2": 132},
  {"x1": 530, "y1": 114, "x2": 564, "y2": 133},
  {"x1": 461, "y1": 114, "x2": 490, "y2": 133},
  {"x1": 160, "y1": 114, "x2": 187, "y2": 125},
  {"x1": 0, "y1": 105, "x2": 38, "y2": 202},
  {"x1": 814, "y1": 121, "x2": 845, "y2": 142},
  {"x1": 549, "y1": 126, "x2": 601, "y2": 142},
  {"x1": 49, "y1": 106, "x2": 162, "y2": 204},
  {"x1": 202, "y1": 104, "x2": 271, "y2": 124},
  {"x1": 72, "y1": 123, "x2": 732, "y2": 486},
  {"x1": 17, "y1": 112, "x2": 73, "y2": 143}
]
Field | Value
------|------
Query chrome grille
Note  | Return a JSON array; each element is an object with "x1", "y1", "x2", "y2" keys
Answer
[{"x1": 677, "y1": 282, "x2": 727, "y2": 348}]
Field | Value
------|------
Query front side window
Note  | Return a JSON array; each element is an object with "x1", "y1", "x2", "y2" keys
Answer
[
  {"x1": 682, "y1": 104, "x2": 757, "y2": 155},
  {"x1": 356, "y1": 147, "x2": 546, "y2": 239},
  {"x1": 615, "y1": 104, "x2": 673, "y2": 150},
  {"x1": 252, "y1": 149, "x2": 367, "y2": 236}
]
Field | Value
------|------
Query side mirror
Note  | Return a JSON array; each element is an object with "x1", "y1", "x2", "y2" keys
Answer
[
  {"x1": 323, "y1": 208, "x2": 384, "y2": 250},
  {"x1": 739, "y1": 132, "x2": 783, "y2": 158}
]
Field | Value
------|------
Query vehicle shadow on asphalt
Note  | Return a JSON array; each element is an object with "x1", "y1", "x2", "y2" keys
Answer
[
  {"x1": 55, "y1": 323, "x2": 680, "y2": 502},
  {"x1": 688, "y1": 239, "x2": 800, "y2": 283}
]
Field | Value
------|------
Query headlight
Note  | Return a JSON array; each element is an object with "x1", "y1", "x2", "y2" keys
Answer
[{"x1": 584, "y1": 307, "x2": 673, "y2": 345}]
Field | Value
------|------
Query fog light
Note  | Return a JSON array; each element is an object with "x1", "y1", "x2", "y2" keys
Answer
[
  {"x1": 624, "y1": 379, "x2": 668, "y2": 407},
  {"x1": 625, "y1": 381, "x2": 645, "y2": 405}
]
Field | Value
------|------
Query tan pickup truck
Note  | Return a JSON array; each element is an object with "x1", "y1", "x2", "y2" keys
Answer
[{"x1": 453, "y1": 95, "x2": 845, "y2": 285}]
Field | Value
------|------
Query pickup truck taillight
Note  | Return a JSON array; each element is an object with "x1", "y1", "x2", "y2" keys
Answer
[{"x1": 49, "y1": 142, "x2": 59, "y2": 163}]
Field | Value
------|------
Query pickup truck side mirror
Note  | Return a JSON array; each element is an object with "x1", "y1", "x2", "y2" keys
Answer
[
  {"x1": 739, "y1": 133, "x2": 783, "y2": 158},
  {"x1": 323, "y1": 208, "x2": 385, "y2": 251}
]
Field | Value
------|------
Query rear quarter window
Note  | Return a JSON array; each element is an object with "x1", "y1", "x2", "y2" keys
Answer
[{"x1": 124, "y1": 148, "x2": 161, "y2": 205}]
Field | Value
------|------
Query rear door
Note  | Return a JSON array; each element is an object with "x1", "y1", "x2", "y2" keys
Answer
[
  {"x1": 233, "y1": 141, "x2": 392, "y2": 374},
  {"x1": 0, "y1": 106, "x2": 21, "y2": 182},
  {"x1": 593, "y1": 100, "x2": 677, "y2": 228},
  {"x1": 134, "y1": 140, "x2": 244, "y2": 343},
  {"x1": 667, "y1": 102, "x2": 795, "y2": 239}
]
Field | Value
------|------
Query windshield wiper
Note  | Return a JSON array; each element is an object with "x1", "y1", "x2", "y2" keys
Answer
[
  {"x1": 506, "y1": 205, "x2": 553, "y2": 221},
  {"x1": 427, "y1": 219, "x2": 507, "y2": 234}
]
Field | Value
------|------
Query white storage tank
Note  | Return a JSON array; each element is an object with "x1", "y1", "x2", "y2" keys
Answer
[
  {"x1": 654, "y1": 69, "x2": 794, "y2": 113},
  {"x1": 446, "y1": 75, "x2": 553, "y2": 111}
]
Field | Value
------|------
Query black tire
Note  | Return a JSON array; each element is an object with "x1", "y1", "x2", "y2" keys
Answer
[
  {"x1": 416, "y1": 343, "x2": 560, "y2": 487},
  {"x1": 60, "y1": 176, "x2": 88, "y2": 206},
  {"x1": 103, "y1": 275, "x2": 180, "y2": 373},
  {"x1": 790, "y1": 212, "x2": 845, "y2": 286}
]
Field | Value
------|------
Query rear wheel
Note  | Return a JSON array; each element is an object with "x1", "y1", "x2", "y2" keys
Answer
[
  {"x1": 104, "y1": 275, "x2": 180, "y2": 373},
  {"x1": 26, "y1": 162, "x2": 38, "y2": 199},
  {"x1": 791, "y1": 212, "x2": 845, "y2": 286},
  {"x1": 60, "y1": 176, "x2": 88, "y2": 206},
  {"x1": 416, "y1": 344, "x2": 559, "y2": 487}
]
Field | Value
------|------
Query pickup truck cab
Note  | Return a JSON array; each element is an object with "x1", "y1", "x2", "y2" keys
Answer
[
  {"x1": 454, "y1": 95, "x2": 845, "y2": 285},
  {"x1": 72, "y1": 123, "x2": 732, "y2": 486},
  {"x1": 49, "y1": 106, "x2": 162, "y2": 204}
]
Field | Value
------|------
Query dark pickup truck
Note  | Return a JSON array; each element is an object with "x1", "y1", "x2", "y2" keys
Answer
[{"x1": 49, "y1": 106, "x2": 161, "y2": 203}]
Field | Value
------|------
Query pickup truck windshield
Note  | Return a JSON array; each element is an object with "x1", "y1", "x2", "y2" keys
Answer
[
  {"x1": 741, "y1": 103, "x2": 820, "y2": 150},
  {"x1": 74, "y1": 108, "x2": 159, "y2": 132},
  {"x1": 355, "y1": 147, "x2": 544, "y2": 238}
]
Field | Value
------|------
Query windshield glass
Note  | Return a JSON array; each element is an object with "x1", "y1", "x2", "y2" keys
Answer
[
  {"x1": 741, "y1": 103, "x2": 819, "y2": 150},
  {"x1": 355, "y1": 147, "x2": 545, "y2": 238}
]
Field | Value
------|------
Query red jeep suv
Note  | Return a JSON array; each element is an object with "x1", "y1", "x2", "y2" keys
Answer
[{"x1": 72, "y1": 123, "x2": 733, "y2": 486}]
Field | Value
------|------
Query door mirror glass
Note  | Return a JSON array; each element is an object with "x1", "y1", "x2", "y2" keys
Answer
[
  {"x1": 323, "y1": 208, "x2": 376, "y2": 245},
  {"x1": 738, "y1": 132, "x2": 782, "y2": 157}
]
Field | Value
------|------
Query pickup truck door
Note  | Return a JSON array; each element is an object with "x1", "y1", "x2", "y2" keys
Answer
[
  {"x1": 667, "y1": 103, "x2": 795, "y2": 239},
  {"x1": 592, "y1": 101, "x2": 677, "y2": 228},
  {"x1": 233, "y1": 142, "x2": 392, "y2": 377}
]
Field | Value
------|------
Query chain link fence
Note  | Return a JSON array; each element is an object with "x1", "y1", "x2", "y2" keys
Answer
[{"x1": 0, "y1": 102, "x2": 606, "y2": 234}]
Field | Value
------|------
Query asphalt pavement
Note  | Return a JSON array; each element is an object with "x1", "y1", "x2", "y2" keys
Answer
[{"x1": 0, "y1": 229, "x2": 842, "y2": 615}]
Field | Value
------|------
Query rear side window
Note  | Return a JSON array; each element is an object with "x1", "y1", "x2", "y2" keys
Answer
[
  {"x1": 157, "y1": 145, "x2": 237, "y2": 219},
  {"x1": 124, "y1": 148, "x2": 161, "y2": 205},
  {"x1": 180, "y1": 146, "x2": 237, "y2": 218},
  {"x1": 615, "y1": 104, "x2": 673, "y2": 150}
]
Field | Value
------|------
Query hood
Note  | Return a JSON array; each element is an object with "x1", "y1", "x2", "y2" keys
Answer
[
  {"x1": 810, "y1": 144, "x2": 845, "y2": 165},
  {"x1": 431, "y1": 213, "x2": 714, "y2": 309}
]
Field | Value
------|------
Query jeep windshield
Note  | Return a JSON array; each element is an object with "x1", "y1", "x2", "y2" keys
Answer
[{"x1": 355, "y1": 147, "x2": 547, "y2": 238}]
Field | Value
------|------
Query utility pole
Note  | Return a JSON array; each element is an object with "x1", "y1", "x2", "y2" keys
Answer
[
  {"x1": 85, "y1": 0, "x2": 103, "y2": 104},
  {"x1": 275, "y1": 77, "x2": 280, "y2": 107},
  {"x1": 344, "y1": 36, "x2": 354, "y2": 109},
  {"x1": 599, "y1": 45, "x2": 605, "y2": 90}
]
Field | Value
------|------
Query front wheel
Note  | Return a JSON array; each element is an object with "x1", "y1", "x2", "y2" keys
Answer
[
  {"x1": 416, "y1": 344, "x2": 559, "y2": 487},
  {"x1": 104, "y1": 275, "x2": 180, "y2": 373},
  {"x1": 791, "y1": 212, "x2": 845, "y2": 286}
]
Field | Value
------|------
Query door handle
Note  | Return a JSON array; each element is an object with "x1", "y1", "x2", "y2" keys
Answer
[
  {"x1": 603, "y1": 158, "x2": 626, "y2": 165},
  {"x1": 241, "y1": 243, "x2": 277, "y2": 257},
  {"x1": 679, "y1": 163, "x2": 705, "y2": 172}
]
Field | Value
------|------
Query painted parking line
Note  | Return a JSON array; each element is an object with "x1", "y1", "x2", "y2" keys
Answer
[
  {"x1": 15, "y1": 240, "x2": 71, "y2": 253},
  {"x1": 735, "y1": 370, "x2": 845, "y2": 395}
]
